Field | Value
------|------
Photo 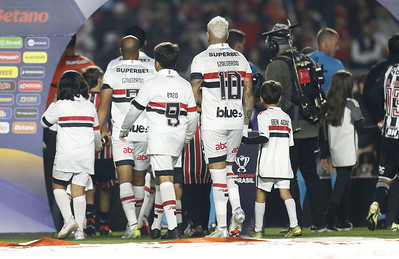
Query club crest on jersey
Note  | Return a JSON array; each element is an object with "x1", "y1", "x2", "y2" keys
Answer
[{"x1": 216, "y1": 107, "x2": 242, "y2": 118}]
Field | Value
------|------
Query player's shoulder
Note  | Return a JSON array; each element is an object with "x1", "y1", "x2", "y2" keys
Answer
[{"x1": 346, "y1": 98, "x2": 360, "y2": 109}]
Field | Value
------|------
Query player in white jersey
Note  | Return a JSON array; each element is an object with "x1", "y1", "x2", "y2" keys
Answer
[
  {"x1": 120, "y1": 42, "x2": 198, "y2": 239},
  {"x1": 366, "y1": 63, "x2": 399, "y2": 231},
  {"x1": 105, "y1": 25, "x2": 156, "y2": 232},
  {"x1": 242, "y1": 81, "x2": 301, "y2": 238},
  {"x1": 97, "y1": 36, "x2": 154, "y2": 239},
  {"x1": 41, "y1": 71, "x2": 102, "y2": 240},
  {"x1": 190, "y1": 16, "x2": 254, "y2": 237}
]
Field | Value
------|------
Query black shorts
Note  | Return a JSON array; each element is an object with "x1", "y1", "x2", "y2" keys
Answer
[
  {"x1": 92, "y1": 158, "x2": 117, "y2": 188},
  {"x1": 173, "y1": 166, "x2": 183, "y2": 184},
  {"x1": 378, "y1": 137, "x2": 399, "y2": 181}
]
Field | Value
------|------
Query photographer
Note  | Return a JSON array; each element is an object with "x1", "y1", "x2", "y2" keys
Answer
[{"x1": 264, "y1": 23, "x2": 328, "y2": 232}]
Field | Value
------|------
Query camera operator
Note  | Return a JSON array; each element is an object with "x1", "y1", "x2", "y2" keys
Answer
[{"x1": 264, "y1": 23, "x2": 328, "y2": 232}]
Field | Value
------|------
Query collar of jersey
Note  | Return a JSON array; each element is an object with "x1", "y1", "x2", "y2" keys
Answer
[
  {"x1": 158, "y1": 69, "x2": 178, "y2": 75},
  {"x1": 207, "y1": 43, "x2": 230, "y2": 49},
  {"x1": 73, "y1": 95, "x2": 86, "y2": 101},
  {"x1": 120, "y1": 59, "x2": 141, "y2": 65}
]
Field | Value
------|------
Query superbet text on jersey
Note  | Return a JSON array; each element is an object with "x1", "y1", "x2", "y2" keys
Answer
[
  {"x1": 190, "y1": 43, "x2": 252, "y2": 130},
  {"x1": 383, "y1": 64, "x2": 399, "y2": 139}
]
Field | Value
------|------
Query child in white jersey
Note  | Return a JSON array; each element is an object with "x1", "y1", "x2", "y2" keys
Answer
[
  {"x1": 242, "y1": 80, "x2": 302, "y2": 238},
  {"x1": 41, "y1": 71, "x2": 102, "y2": 240}
]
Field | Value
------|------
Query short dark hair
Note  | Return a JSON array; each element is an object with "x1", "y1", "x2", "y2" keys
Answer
[
  {"x1": 125, "y1": 25, "x2": 146, "y2": 49},
  {"x1": 260, "y1": 80, "x2": 282, "y2": 105},
  {"x1": 227, "y1": 29, "x2": 245, "y2": 48},
  {"x1": 388, "y1": 33, "x2": 399, "y2": 56},
  {"x1": 57, "y1": 70, "x2": 89, "y2": 101},
  {"x1": 154, "y1": 42, "x2": 179, "y2": 69},
  {"x1": 82, "y1": 66, "x2": 104, "y2": 89},
  {"x1": 316, "y1": 28, "x2": 339, "y2": 46}
]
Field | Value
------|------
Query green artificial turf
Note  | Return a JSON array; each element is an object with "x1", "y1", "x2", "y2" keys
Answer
[{"x1": 1, "y1": 227, "x2": 398, "y2": 245}]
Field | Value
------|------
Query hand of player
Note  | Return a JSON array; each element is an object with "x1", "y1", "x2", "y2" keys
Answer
[
  {"x1": 242, "y1": 124, "x2": 249, "y2": 138},
  {"x1": 320, "y1": 158, "x2": 328, "y2": 171},
  {"x1": 119, "y1": 130, "x2": 128, "y2": 142},
  {"x1": 377, "y1": 120, "x2": 384, "y2": 131},
  {"x1": 184, "y1": 139, "x2": 190, "y2": 147}
]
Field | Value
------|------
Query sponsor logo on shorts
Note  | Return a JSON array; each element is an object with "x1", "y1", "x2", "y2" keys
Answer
[
  {"x1": 0, "y1": 66, "x2": 18, "y2": 78},
  {"x1": 0, "y1": 80, "x2": 16, "y2": 92},
  {"x1": 0, "y1": 52, "x2": 21, "y2": 63},
  {"x1": 136, "y1": 154, "x2": 148, "y2": 160},
  {"x1": 215, "y1": 142, "x2": 227, "y2": 151},
  {"x1": 14, "y1": 107, "x2": 38, "y2": 119},
  {"x1": 0, "y1": 37, "x2": 23, "y2": 49},
  {"x1": 25, "y1": 37, "x2": 49, "y2": 49},
  {"x1": 20, "y1": 66, "x2": 45, "y2": 78},
  {"x1": 12, "y1": 122, "x2": 36, "y2": 134},
  {"x1": 386, "y1": 127, "x2": 399, "y2": 138},
  {"x1": 23, "y1": 51, "x2": 47, "y2": 64},
  {"x1": 0, "y1": 94, "x2": 13, "y2": 105},
  {"x1": 0, "y1": 107, "x2": 12, "y2": 119},
  {"x1": 123, "y1": 147, "x2": 134, "y2": 154},
  {"x1": 18, "y1": 80, "x2": 42, "y2": 92},
  {"x1": 0, "y1": 121, "x2": 10, "y2": 133},
  {"x1": 16, "y1": 94, "x2": 40, "y2": 105}
]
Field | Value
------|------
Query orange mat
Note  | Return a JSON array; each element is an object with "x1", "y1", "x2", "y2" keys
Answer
[
  {"x1": 161, "y1": 236, "x2": 268, "y2": 244},
  {"x1": 0, "y1": 237, "x2": 78, "y2": 247}
]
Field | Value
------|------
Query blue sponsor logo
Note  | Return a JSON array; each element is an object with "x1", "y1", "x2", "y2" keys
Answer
[
  {"x1": 0, "y1": 107, "x2": 12, "y2": 119},
  {"x1": 25, "y1": 37, "x2": 50, "y2": 49},
  {"x1": 20, "y1": 66, "x2": 45, "y2": 78},
  {"x1": 0, "y1": 94, "x2": 13, "y2": 105},
  {"x1": 16, "y1": 94, "x2": 40, "y2": 106}
]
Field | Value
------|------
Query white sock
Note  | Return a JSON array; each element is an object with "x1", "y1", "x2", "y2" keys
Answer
[
  {"x1": 133, "y1": 185, "x2": 144, "y2": 217},
  {"x1": 160, "y1": 182, "x2": 177, "y2": 230},
  {"x1": 284, "y1": 198, "x2": 298, "y2": 228},
  {"x1": 53, "y1": 189, "x2": 73, "y2": 223},
  {"x1": 73, "y1": 195, "x2": 86, "y2": 231},
  {"x1": 151, "y1": 184, "x2": 164, "y2": 230},
  {"x1": 137, "y1": 173, "x2": 153, "y2": 227},
  {"x1": 226, "y1": 165, "x2": 241, "y2": 211},
  {"x1": 254, "y1": 202, "x2": 265, "y2": 233},
  {"x1": 120, "y1": 182, "x2": 137, "y2": 227},
  {"x1": 210, "y1": 168, "x2": 228, "y2": 229},
  {"x1": 176, "y1": 199, "x2": 182, "y2": 224}
]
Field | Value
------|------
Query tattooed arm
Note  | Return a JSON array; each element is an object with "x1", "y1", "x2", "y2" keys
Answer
[
  {"x1": 191, "y1": 78, "x2": 203, "y2": 105},
  {"x1": 242, "y1": 77, "x2": 254, "y2": 126}
]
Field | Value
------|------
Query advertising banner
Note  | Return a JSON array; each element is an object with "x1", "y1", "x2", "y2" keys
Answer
[{"x1": 0, "y1": 0, "x2": 106, "y2": 233}]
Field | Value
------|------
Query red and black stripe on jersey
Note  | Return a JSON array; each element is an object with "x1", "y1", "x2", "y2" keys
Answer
[
  {"x1": 182, "y1": 123, "x2": 210, "y2": 184},
  {"x1": 58, "y1": 116, "x2": 96, "y2": 128},
  {"x1": 383, "y1": 65, "x2": 399, "y2": 139},
  {"x1": 89, "y1": 91, "x2": 112, "y2": 159},
  {"x1": 269, "y1": 125, "x2": 291, "y2": 138}
]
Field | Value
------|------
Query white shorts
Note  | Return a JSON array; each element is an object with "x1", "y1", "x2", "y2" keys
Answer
[
  {"x1": 150, "y1": 154, "x2": 180, "y2": 177},
  {"x1": 201, "y1": 129, "x2": 242, "y2": 164},
  {"x1": 112, "y1": 139, "x2": 149, "y2": 170},
  {"x1": 53, "y1": 170, "x2": 93, "y2": 190},
  {"x1": 256, "y1": 176, "x2": 290, "y2": 192}
]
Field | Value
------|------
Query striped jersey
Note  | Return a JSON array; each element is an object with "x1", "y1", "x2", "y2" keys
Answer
[
  {"x1": 190, "y1": 43, "x2": 252, "y2": 130},
  {"x1": 106, "y1": 51, "x2": 156, "y2": 72},
  {"x1": 133, "y1": 69, "x2": 197, "y2": 156},
  {"x1": 41, "y1": 96, "x2": 100, "y2": 174},
  {"x1": 89, "y1": 91, "x2": 112, "y2": 159},
  {"x1": 383, "y1": 63, "x2": 399, "y2": 139},
  {"x1": 103, "y1": 59, "x2": 154, "y2": 142},
  {"x1": 182, "y1": 120, "x2": 211, "y2": 184},
  {"x1": 257, "y1": 107, "x2": 294, "y2": 179}
]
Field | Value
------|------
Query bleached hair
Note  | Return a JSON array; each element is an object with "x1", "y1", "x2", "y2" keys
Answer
[{"x1": 207, "y1": 16, "x2": 229, "y2": 39}]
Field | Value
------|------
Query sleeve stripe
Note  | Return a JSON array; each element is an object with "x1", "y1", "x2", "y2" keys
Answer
[
  {"x1": 102, "y1": 84, "x2": 112, "y2": 90},
  {"x1": 93, "y1": 125, "x2": 100, "y2": 130},
  {"x1": 187, "y1": 106, "x2": 197, "y2": 112},
  {"x1": 132, "y1": 99, "x2": 146, "y2": 110},
  {"x1": 190, "y1": 73, "x2": 203, "y2": 80},
  {"x1": 42, "y1": 117, "x2": 53, "y2": 127}
]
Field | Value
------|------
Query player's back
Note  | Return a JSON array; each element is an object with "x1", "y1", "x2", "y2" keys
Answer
[
  {"x1": 383, "y1": 63, "x2": 399, "y2": 139},
  {"x1": 137, "y1": 69, "x2": 196, "y2": 157},
  {"x1": 191, "y1": 43, "x2": 252, "y2": 130},
  {"x1": 103, "y1": 59, "x2": 154, "y2": 137}
]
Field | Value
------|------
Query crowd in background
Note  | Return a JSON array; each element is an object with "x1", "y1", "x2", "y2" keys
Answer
[{"x1": 75, "y1": 0, "x2": 399, "y2": 82}]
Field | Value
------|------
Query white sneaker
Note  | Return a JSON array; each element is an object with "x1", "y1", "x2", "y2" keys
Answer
[
  {"x1": 206, "y1": 227, "x2": 229, "y2": 238},
  {"x1": 391, "y1": 222, "x2": 399, "y2": 231},
  {"x1": 74, "y1": 230, "x2": 86, "y2": 240},
  {"x1": 58, "y1": 218, "x2": 79, "y2": 239},
  {"x1": 366, "y1": 201, "x2": 380, "y2": 231},
  {"x1": 229, "y1": 207, "x2": 245, "y2": 236}
]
